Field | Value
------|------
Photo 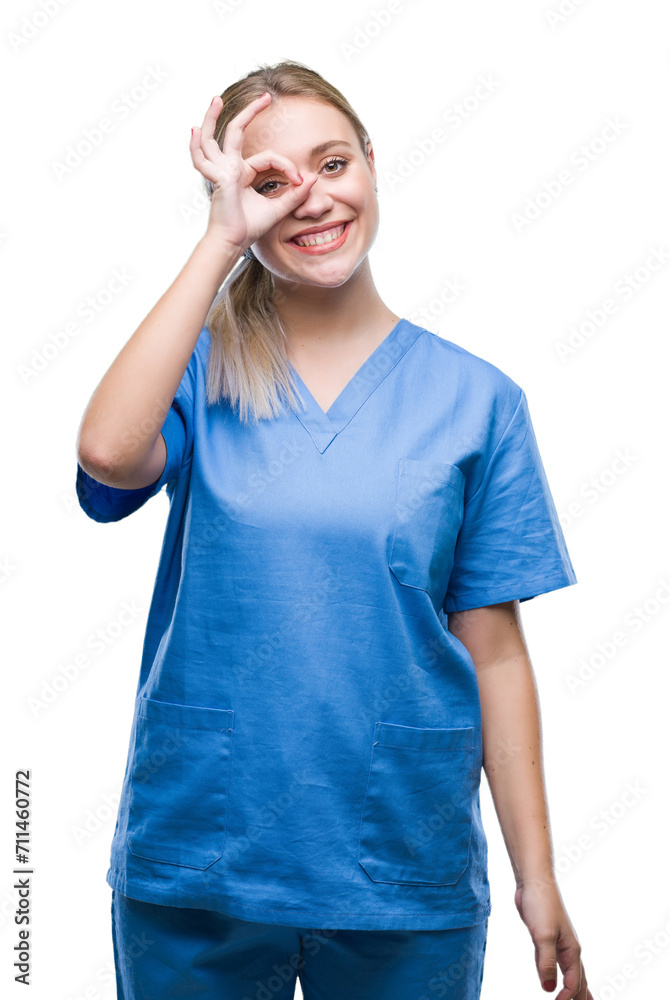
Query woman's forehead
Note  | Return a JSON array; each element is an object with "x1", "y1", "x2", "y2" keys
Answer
[{"x1": 239, "y1": 97, "x2": 357, "y2": 159}]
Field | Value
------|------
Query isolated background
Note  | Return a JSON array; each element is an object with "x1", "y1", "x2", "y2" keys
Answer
[{"x1": 4, "y1": 0, "x2": 670, "y2": 997}]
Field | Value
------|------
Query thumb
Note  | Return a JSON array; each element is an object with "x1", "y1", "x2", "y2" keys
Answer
[
  {"x1": 536, "y1": 937, "x2": 558, "y2": 992},
  {"x1": 277, "y1": 171, "x2": 319, "y2": 215}
]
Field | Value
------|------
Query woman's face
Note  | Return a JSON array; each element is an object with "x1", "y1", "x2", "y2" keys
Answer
[{"x1": 240, "y1": 96, "x2": 379, "y2": 289}]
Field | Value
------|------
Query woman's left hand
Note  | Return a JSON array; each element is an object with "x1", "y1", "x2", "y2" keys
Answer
[{"x1": 514, "y1": 876, "x2": 594, "y2": 999}]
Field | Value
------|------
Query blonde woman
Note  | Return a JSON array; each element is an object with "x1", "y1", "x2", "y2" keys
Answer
[{"x1": 76, "y1": 60, "x2": 592, "y2": 1000}]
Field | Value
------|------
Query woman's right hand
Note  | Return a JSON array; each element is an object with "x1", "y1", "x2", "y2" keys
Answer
[{"x1": 189, "y1": 92, "x2": 317, "y2": 255}]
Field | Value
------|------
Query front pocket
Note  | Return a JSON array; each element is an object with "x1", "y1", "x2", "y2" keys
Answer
[
  {"x1": 388, "y1": 459, "x2": 465, "y2": 596},
  {"x1": 358, "y1": 722, "x2": 475, "y2": 886},
  {"x1": 125, "y1": 695, "x2": 234, "y2": 870}
]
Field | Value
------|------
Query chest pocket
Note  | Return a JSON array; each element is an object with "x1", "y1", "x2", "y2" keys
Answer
[
  {"x1": 125, "y1": 695, "x2": 234, "y2": 870},
  {"x1": 388, "y1": 459, "x2": 465, "y2": 596}
]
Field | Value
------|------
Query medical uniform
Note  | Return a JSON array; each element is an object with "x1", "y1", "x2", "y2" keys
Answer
[{"x1": 77, "y1": 317, "x2": 577, "y2": 936}]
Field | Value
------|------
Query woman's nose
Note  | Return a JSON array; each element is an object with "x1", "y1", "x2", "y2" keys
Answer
[{"x1": 292, "y1": 173, "x2": 333, "y2": 216}]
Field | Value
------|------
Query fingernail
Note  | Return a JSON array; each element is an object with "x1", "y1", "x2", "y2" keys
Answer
[{"x1": 542, "y1": 981, "x2": 556, "y2": 991}]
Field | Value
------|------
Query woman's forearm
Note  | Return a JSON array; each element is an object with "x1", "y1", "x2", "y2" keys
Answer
[{"x1": 476, "y1": 651, "x2": 557, "y2": 887}]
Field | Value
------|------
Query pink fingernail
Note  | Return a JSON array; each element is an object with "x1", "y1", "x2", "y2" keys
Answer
[{"x1": 542, "y1": 981, "x2": 556, "y2": 991}]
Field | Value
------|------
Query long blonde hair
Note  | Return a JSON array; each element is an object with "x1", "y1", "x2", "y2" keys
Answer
[{"x1": 201, "y1": 60, "x2": 373, "y2": 424}]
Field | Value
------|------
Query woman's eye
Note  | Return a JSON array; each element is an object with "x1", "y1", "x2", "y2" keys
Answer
[
  {"x1": 255, "y1": 178, "x2": 283, "y2": 195},
  {"x1": 255, "y1": 156, "x2": 349, "y2": 195},
  {"x1": 322, "y1": 156, "x2": 348, "y2": 174}
]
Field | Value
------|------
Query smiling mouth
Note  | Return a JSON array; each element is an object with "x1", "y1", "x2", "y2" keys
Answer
[{"x1": 288, "y1": 221, "x2": 352, "y2": 253}]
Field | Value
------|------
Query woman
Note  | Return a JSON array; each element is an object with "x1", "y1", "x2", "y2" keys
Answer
[{"x1": 76, "y1": 60, "x2": 592, "y2": 1000}]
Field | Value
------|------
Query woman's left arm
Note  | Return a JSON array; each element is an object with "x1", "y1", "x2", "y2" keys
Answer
[{"x1": 448, "y1": 599, "x2": 594, "y2": 1000}]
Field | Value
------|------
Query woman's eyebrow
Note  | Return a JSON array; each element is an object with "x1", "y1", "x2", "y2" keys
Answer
[
  {"x1": 254, "y1": 140, "x2": 356, "y2": 178},
  {"x1": 308, "y1": 140, "x2": 355, "y2": 156}
]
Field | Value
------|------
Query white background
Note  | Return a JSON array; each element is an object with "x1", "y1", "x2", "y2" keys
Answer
[{"x1": 3, "y1": 1, "x2": 669, "y2": 998}]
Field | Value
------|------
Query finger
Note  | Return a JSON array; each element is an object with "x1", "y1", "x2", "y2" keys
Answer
[
  {"x1": 535, "y1": 933, "x2": 558, "y2": 994},
  {"x1": 195, "y1": 96, "x2": 234, "y2": 172},
  {"x1": 554, "y1": 945, "x2": 583, "y2": 1000},
  {"x1": 573, "y1": 960, "x2": 591, "y2": 1000},
  {"x1": 264, "y1": 173, "x2": 319, "y2": 224},
  {"x1": 244, "y1": 150, "x2": 303, "y2": 186},
  {"x1": 221, "y1": 92, "x2": 273, "y2": 157},
  {"x1": 199, "y1": 94, "x2": 224, "y2": 149},
  {"x1": 189, "y1": 129, "x2": 226, "y2": 185}
]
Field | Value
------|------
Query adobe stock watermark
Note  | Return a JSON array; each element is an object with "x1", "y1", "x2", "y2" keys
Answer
[
  {"x1": 339, "y1": 0, "x2": 422, "y2": 61},
  {"x1": 558, "y1": 447, "x2": 637, "y2": 531},
  {"x1": 239, "y1": 566, "x2": 343, "y2": 682},
  {"x1": 52, "y1": 66, "x2": 168, "y2": 180},
  {"x1": 510, "y1": 116, "x2": 629, "y2": 233},
  {"x1": 225, "y1": 776, "x2": 311, "y2": 867},
  {"x1": 0, "y1": 556, "x2": 17, "y2": 586},
  {"x1": 555, "y1": 245, "x2": 669, "y2": 361},
  {"x1": 416, "y1": 934, "x2": 488, "y2": 1000},
  {"x1": 70, "y1": 791, "x2": 120, "y2": 847},
  {"x1": 553, "y1": 779, "x2": 647, "y2": 880},
  {"x1": 58, "y1": 955, "x2": 117, "y2": 1000},
  {"x1": 88, "y1": 392, "x2": 177, "y2": 470},
  {"x1": 235, "y1": 922, "x2": 350, "y2": 1000},
  {"x1": 27, "y1": 601, "x2": 144, "y2": 717},
  {"x1": 352, "y1": 633, "x2": 468, "y2": 729},
  {"x1": 545, "y1": 0, "x2": 593, "y2": 30},
  {"x1": 565, "y1": 576, "x2": 670, "y2": 695},
  {"x1": 592, "y1": 910, "x2": 670, "y2": 1000},
  {"x1": 8, "y1": 0, "x2": 72, "y2": 53},
  {"x1": 402, "y1": 739, "x2": 518, "y2": 862},
  {"x1": 385, "y1": 75, "x2": 502, "y2": 191},
  {"x1": 127, "y1": 725, "x2": 193, "y2": 788},
  {"x1": 407, "y1": 276, "x2": 467, "y2": 327},
  {"x1": 18, "y1": 268, "x2": 134, "y2": 385},
  {"x1": 212, "y1": 0, "x2": 251, "y2": 16},
  {"x1": 403, "y1": 789, "x2": 469, "y2": 861},
  {"x1": 188, "y1": 435, "x2": 310, "y2": 553}
]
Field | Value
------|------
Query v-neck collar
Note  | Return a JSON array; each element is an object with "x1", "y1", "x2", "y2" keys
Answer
[{"x1": 287, "y1": 318, "x2": 425, "y2": 453}]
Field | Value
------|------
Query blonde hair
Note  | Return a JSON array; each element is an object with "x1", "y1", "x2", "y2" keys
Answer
[{"x1": 201, "y1": 60, "x2": 373, "y2": 424}]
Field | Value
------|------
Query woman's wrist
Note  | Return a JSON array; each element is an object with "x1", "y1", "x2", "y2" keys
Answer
[{"x1": 515, "y1": 869, "x2": 558, "y2": 891}]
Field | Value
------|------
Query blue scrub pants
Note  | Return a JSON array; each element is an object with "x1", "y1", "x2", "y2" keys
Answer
[{"x1": 111, "y1": 889, "x2": 488, "y2": 1000}]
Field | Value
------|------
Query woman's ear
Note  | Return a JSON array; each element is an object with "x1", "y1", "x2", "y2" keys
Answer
[{"x1": 367, "y1": 143, "x2": 378, "y2": 193}]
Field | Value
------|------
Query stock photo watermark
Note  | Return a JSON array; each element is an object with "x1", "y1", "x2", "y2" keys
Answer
[
  {"x1": 558, "y1": 447, "x2": 637, "y2": 531},
  {"x1": 18, "y1": 267, "x2": 135, "y2": 385},
  {"x1": 8, "y1": 0, "x2": 71, "y2": 52},
  {"x1": 384, "y1": 75, "x2": 502, "y2": 192},
  {"x1": 565, "y1": 576, "x2": 670, "y2": 694},
  {"x1": 545, "y1": 0, "x2": 593, "y2": 30},
  {"x1": 407, "y1": 276, "x2": 467, "y2": 327},
  {"x1": 553, "y1": 779, "x2": 648, "y2": 879},
  {"x1": 510, "y1": 116, "x2": 629, "y2": 233},
  {"x1": 70, "y1": 791, "x2": 121, "y2": 847},
  {"x1": 555, "y1": 245, "x2": 669, "y2": 361},
  {"x1": 592, "y1": 910, "x2": 670, "y2": 1000},
  {"x1": 52, "y1": 66, "x2": 169, "y2": 179},
  {"x1": 27, "y1": 600, "x2": 144, "y2": 716},
  {"x1": 339, "y1": 0, "x2": 423, "y2": 60}
]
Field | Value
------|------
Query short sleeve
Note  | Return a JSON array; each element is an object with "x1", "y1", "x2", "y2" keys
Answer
[
  {"x1": 443, "y1": 388, "x2": 577, "y2": 613},
  {"x1": 76, "y1": 339, "x2": 200, "y2": 524}
]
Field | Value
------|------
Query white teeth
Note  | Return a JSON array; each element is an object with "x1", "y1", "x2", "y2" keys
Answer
[{"x1": 293, "y1": 223, "x2": 346, "y2": 247}]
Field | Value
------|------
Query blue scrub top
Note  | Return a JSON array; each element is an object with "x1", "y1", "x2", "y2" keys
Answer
[{"x1": 76, "y1": 318, "x2": 577, "y2": 931}]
